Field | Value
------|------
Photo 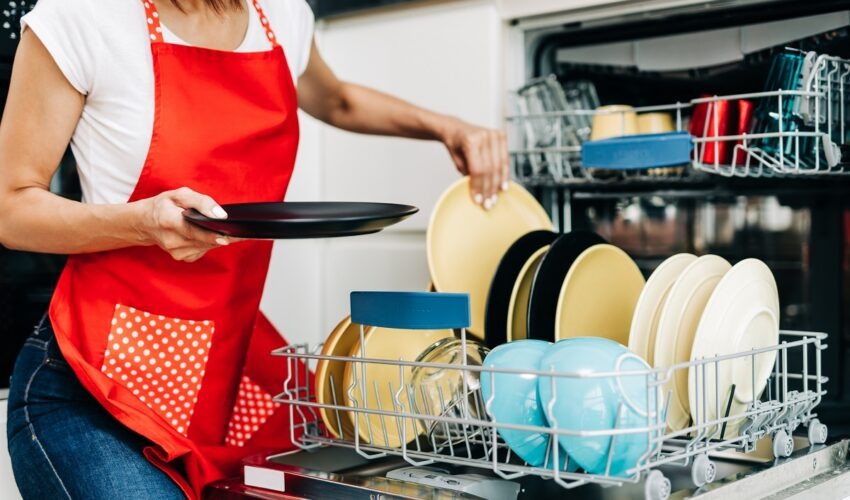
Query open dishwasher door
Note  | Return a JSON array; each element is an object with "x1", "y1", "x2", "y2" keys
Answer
[{"x1": 209, "y1": 440, "x2": 850, "y2": 499}]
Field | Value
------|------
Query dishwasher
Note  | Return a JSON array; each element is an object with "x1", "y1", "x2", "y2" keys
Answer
[{"x1": 208, "y1": 1, "x2": 850, "y2": 499}]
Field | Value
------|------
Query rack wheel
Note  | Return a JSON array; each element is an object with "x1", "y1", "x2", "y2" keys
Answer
[
  {"x1": 644, "y1": 470, "x2": 671, "y2": 500},
  {"x1": 773, "y1": 429, "x2": 794, "y2": 458},
  {"x1": 808, "y1": 419, "x2": 828, "y2": 445},
  {"x1": 691, "y1": 454, "x2": 717, "y2": 487}
]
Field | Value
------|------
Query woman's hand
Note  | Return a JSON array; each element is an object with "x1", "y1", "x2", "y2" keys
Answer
[
  {"x1": 135, "y1": 187, "x2": 232, "y2": 263},
  {"x1": 441, "y1": 119, "x2": 509, "y2": 209}
]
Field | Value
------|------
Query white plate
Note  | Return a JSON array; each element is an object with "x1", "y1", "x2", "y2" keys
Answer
[
  {"x1": 628, "y1": 254, "x2": 697, "y2": 365},
  {"x1": 688, "y1": 259, "x2": 779, "y2": 438},
  {"x1": 653, "y1": 255, "x2": 731, "y2": 430}
]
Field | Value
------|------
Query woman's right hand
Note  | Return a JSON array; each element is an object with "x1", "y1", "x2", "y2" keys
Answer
[{"x1": 135, "y1": 187, "x2": 232, "y2": 263}]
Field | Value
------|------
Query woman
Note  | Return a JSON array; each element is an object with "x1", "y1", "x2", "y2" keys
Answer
[{"x1": 0, "y1": 0, "x2": 508, "y2": 497}]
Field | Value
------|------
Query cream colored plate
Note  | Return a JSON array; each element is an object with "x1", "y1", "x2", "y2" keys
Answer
[
  {"x1": 653, "y1": 255, "x2": 731, "y2": 430},
  {"x1": 427, "y1": 178, "x2": 553, "y2": 338},
  {"x1": 628, "y1": 254, "x2": 698, "y2": 365},
  {"x1": 342, "y1": 327, "x2": 454, "y2": 448},
  {"x1": 507, "y1": 246, "x2": 549, "y2": 342},
  {"x1": 316, "y1": 316, "x2": 371, "y2": 440},
  {"x1": 688, "y1": 259, "x2": 779, "y2": 438},
  {"x1": 554, "y1": 244, "x2": 645, "y2": 344}
]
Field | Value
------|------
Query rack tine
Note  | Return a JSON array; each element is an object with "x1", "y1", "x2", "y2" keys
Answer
[
  {"x1": 719, "y1": 384, "x2": 737, "y2": 440},
  {"x1": 370, "y1": 380, "x2": 388, "y2": 448},
  {"x1": 436, "y1": 384, "x2": 454, "y2": 457},
  {"x1": 406, "y1": 384, "x2": 425, "y2": 454},
  {"x1": 713, "y1": 358, "x2": 720, "y2": 440},
  {"x1": 604, "y1": 403, "x2": 625, "y2": 477}
]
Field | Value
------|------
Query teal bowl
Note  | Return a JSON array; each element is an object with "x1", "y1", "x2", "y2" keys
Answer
[
  {"x1": 481, "y1": 340, "x2": 576, "y2": 471},
  {"x1": 537, "y1": 337, "x2": 656, "y2": 477}
]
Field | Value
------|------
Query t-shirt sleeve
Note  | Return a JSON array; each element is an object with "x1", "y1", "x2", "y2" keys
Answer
[
  {"x1": 292, "y1": 0, "x2": 315, "y2": 77},
  {"x1": 21, "y1": 0, "x2": 100, "y2": 95}
]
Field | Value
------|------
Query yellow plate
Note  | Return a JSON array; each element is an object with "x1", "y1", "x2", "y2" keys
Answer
[
  {"x1": 507, "y1": 246, "x2": 549, "y2": 342},
  {"x1": 653, "y1": 255, "x2": 731, "y2": 430},
  {"x1": 427, "y1": 178, "x2": 553, "y2": 338},
  {"x1": 315, "y1": 316, "x2": 371, "y2": 440},
  {"x1": 342, "y1": 327, "x2": 454, "y2": 448},
  {"x1": 554, "y1": 244, "x2": 645, "y2": 344}
]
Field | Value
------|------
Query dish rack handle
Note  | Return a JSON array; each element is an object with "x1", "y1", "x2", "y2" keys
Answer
[{"x1": 350, "y1": 291, "x2": 471, "y2": 330}]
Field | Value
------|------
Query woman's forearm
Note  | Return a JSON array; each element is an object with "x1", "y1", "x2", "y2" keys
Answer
[
  {"x1": 297, "y1": 38, "x2": 510, "y2": 207},
  {"x1": 322, "y1": 82, "x2": 458, "y2": 141},
  {"x1": 0, "y1": 187, "x2": 148, "y2": 253},
  {"x1": 0, "y1": 29, "x2": 148, "y2": 254}
]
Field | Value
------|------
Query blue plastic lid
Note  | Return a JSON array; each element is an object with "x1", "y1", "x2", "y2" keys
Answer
[
  {"x1": 350, "y1": 291, "x2": 471, "y2": 330},
  {"x1": 582, "y1": 131, "x2": 694, "y2": 170}
]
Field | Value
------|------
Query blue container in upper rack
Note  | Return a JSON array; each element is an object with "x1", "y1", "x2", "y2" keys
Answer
[{"x1": 581, "y1": 131, "x2": 694, "y2": 170}]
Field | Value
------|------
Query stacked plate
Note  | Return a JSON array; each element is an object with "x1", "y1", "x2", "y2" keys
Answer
[
  {"x1": 484, "y1": 230, "x2": 646, "y2": 346},
  {"x1": 425, "y1": 178, "x2": 648, "y2": 347},
  {"x1": 311, "y1": 177, "x2": 780, "y2": 468},
  {"x1": 314, "y1": 312, "x2": 490, "y2": 448},
  {"x1": 628, "y1": 254, "x2": 779, "y2": 435},
  {"x1": 427, "y1": 177, "x2": 554, "y2": 340}
]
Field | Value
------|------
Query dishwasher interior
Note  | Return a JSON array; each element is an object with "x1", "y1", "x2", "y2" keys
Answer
[{"x1": 511, "y1": 0, "x2": 850, "y2": 437}]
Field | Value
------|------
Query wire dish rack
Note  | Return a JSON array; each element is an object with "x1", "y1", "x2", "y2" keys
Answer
[
  {"x1": 272, "y1": 295, "x2": 829, "y2": 500},
  {"x1": 507, "y1": 51, "x2": 850, "y2": 183}
]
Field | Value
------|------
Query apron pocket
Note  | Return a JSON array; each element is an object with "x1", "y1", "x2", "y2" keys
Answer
[
  {"x1": 101, "y1": 304, "x2": 215, "y2": 436},
  {"x1": 224, "y1": 374, "x2": 281, "y2": 447}
]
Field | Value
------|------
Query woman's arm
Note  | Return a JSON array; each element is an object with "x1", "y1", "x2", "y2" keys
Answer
[
  {"x1": 297, "y1": 40, "x2": 509, "y2": 209},
  {"x1": 0, "y1": 30, "x2": 230, "y2": 261}
]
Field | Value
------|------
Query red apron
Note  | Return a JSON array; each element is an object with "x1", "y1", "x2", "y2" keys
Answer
[{"x1": 48, "y1": 1, "x2": 304, "y2": 497}]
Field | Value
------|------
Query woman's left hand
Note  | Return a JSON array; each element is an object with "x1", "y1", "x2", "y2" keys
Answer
[{"x1": 441, "y1": 119, "x2": 509, "y2": 210}]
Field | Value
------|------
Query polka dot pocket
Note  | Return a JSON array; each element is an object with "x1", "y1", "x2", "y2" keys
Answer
[
  {"x1": 224, "y1": 375, "x2": 281, "y2": 447},
  {"x1": 101, "y1": 304, "x2": 214, "y2": 436}
]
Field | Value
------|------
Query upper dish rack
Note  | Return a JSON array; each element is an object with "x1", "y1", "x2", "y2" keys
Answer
[{"x1": 506, "y1": 51, "x2": 850, "y2": 183}]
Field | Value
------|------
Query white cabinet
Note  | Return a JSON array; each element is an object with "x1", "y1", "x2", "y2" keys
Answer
[
  {"x1": 0, "y1": 398, "x2": 22, "y2": 500},
  {"x1": 263, "y1": 0, "x2": 504, "y2": 345}
]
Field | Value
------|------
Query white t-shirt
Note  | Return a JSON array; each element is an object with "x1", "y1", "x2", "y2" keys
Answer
[{"x1": 22, "y1": 0, "x2": 314, "y2": 205}]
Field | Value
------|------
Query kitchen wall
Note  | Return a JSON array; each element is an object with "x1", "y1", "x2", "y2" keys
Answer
[{"x1": 262, "y1": 0, "x2": 505, "y2": 345}]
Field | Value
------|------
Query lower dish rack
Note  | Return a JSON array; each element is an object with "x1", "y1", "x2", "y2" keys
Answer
[{"x1": 272, "y1": 327, "x2": 828, "y2": 500}]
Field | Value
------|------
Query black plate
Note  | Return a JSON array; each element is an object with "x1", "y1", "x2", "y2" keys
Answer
[
  {"x1": 184, "y1": 202, "x2": 419, "y2": 239},
  {"x1": 526, "y1": 231, "x2": 607, "y2": 342},
  {"x1": 484, "y1": 230, "x2": 558, "y2": 349}
]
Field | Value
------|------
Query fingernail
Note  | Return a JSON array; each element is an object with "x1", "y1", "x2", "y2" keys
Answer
[
  {"x1": 483, "y1": 197, "x2": 494, "y2": 210},
  {"x1": 491, "y1": 194, "x2": 499, "y2": 205},
  {"x1": 473, "y1": 193, "x2": 484, "y2": 205},
  {"x1": 216, "y1": 237, "x2": 230, "y2": 246},
  {"x1": 212, "y1": 206, "x2": 228, "y2": 219},
  {"x1": 501, "y1": 181, "x2": 509, "y2": 192}
]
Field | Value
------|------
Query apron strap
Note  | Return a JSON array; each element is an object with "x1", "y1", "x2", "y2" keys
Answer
[
  {"x1": 249, "y1": 0, "x2": 280, "y2": 48},
  {"x1": 141, "y1": 0, "x2": 280, "y2": 48}
]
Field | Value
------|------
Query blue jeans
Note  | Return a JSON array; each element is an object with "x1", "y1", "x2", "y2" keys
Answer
[{"x1": 6, "y1": 317, "x2": 184, "y2": 499}]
